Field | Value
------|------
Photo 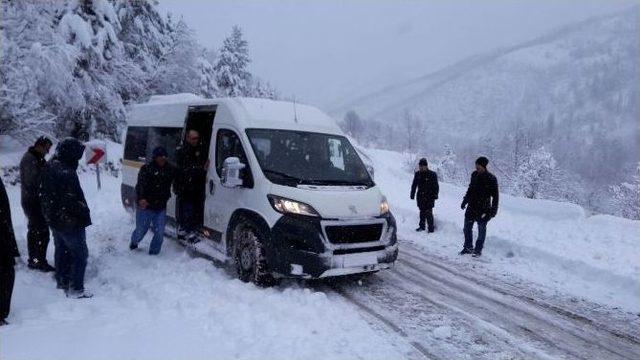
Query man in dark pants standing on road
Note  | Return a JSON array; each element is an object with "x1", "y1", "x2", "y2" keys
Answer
[
  {"x1": 410, "y1": 158, "x2": 439, "y2": 233},
  {"x1": 460, "y1": 156, "x2": 499, "y2": 257},
  {"x1": 40, "y1": 138, "x2": 93, "y2": 298},
  {"x1": 1, "y1": 179, "x2": 20, "y2": 325},
  {"x1": 20, "y1": 136, "x2": 54, "y2": 272},
  {"x1": 175, "y1": 130, "x2": 208, "y2": 242}
]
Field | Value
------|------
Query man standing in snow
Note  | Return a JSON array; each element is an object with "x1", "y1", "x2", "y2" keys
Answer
[
  {"x1": 0, "y1": 179, "x2": 20, "y2": 326},
  {"x1": 175, "y1": 130, "x2": 208, "y2": 243},
  {"x1": 410, "y1": 158, "x2": 439, "y2": 233},
  {"x1": 20, "y1": 136, "x2": 55, "y2": 272},
  {"x1": 460, "y1": 156, "x2": 499, "y2": 257},
  {"x1": 40, "y1": 138, "x2": 93, "y2": 299},
  {"x1": 130, "y1": 147, "x2": 176, "y2": 255}
]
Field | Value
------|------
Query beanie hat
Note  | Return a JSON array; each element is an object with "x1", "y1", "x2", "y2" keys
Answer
[
  {"x1": 35, "y1": 136, "x2": 52, "y2": 147},
  {"x1": 418, "y1": 158, "x2": 428, "y2": 166},
  {"x1": 152, "y1": 146, "x2": 168, "y2": 159},
  {"x1": 475, "y1": 156, "x2": 489, "y2": 168}
]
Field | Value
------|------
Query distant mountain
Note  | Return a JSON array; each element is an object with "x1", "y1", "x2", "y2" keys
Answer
[{"x1": 333, "y1": 8, "x2": 639, "y2": 187}]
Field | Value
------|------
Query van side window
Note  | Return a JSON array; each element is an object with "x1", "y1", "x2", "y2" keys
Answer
[
  {"x1": 124, "y1": 126, "x2": 148, "y2": 161},
  {"x1": 216, "y1": 129, "x2": 253, "y2": 187},
  {"x1": 146, "y1": 127, "x2": 182, "y2": 164}
]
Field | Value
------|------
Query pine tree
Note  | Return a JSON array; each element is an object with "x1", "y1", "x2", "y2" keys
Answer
[
  {"x1": 611, "y1": 162, "x2": 640, "y2": 219},
  {"x1": 342, "y1": 110, "x2": 363, "y2": 138},
  {"x1": 214, "y1": 25, "x2": 251, "y2": 96},
  {"x1": 438, "y1": 144, "x2": 459, "y2": 183},
  {"x1": 513, "y1": 146, "x2": 557, "y2": 199}
]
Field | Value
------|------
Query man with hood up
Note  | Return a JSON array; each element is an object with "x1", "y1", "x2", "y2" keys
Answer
[{"x1": 40, "y1": 138, "x2": 93, "y2": 298}]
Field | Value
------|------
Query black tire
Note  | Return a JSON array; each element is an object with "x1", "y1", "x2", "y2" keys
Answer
[{"x1": 232, "y1": 216, "x2": 276, "y2": 287}]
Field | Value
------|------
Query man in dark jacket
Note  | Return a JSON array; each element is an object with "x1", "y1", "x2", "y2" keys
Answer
[
  {"x1": 40, "y1": 138, "x2": 93, "y2": 298},
  {"x1": 460, "y1": 156, "x2": 499, "y2": 257},
  {"x1": 410, "y1": 158, "x2": 439, "y2": 233},
  {"x1": 130, "y1": 147, "x2": 176, "y2": 255},
  {"x1": 1, "y1": 179, "x2": 20, "y2": 325},
  {"x1": 20, "y1": 136, "x2": 54, "y2": 272},
  {"x1": 174, "y1": 130, "x2": 208, "y2": 242}
]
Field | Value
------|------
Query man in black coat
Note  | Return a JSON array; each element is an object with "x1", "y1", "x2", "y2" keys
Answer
[
  {"x1": 410, "y1": 158, "x2": 440, "y2": 233},
  {"x1": 0, "y1": 179, "x2": 20, "y2": 325},
  {"x1": 130, "y1": 147, "x2": 176, "y2": 255},
  {"x1": 174, "y1": 130, "x2": 208, "y2": 242},
  {"x1": 20, "y1": 136, "x2": 54, "y2": 272},
  {"x1": 460, "y1": 156, "x2": 499, "y2": 257},
  {"x1": 40, "y1": 138, "x2": 93, "y2": 298}
]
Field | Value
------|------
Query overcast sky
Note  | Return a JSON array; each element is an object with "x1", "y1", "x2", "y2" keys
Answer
[{"x1": 159, "y1": 0, "x2": 636, "y2": 109}]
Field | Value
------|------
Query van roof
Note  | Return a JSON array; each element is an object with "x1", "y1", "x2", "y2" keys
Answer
[{"x1": 128, "y1": 94, "x2": 344, "y2": 135}]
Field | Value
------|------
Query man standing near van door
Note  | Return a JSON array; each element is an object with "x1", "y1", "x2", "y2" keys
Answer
[
  {"x1": 460, "y1": 156, "x2": 499, "y2": 257},
  {"x1": 130, "y1": 147, "x2": 175, "y2": 254},
  {"x1": 175, "y1": 130, "x2": 209, "y2": 242},
  {"x1": 410, "y1": 158, "x2": 439, "y2": 233},
  {"x1": 20, "y1": 136, "x2": 54, "y2": 272}
]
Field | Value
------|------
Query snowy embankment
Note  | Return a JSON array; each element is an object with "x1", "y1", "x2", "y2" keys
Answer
[
  {"x1": 0, "y1": 144, "x2": 406, "y2": 360},
  {"x1": 368, "y1": 148, "x2": 640, "y2": 313}
]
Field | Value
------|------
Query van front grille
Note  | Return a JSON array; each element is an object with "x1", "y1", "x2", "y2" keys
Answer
[{"x1": 325, "y1": 223, "x2": 383, "y2": 244}]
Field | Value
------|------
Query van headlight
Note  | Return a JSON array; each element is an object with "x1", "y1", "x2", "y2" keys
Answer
[
  {"x1": 268, "y1": 194, "x2": 320, "y2": 217},
  {"x1": 380, "y1": 197, "x2": 390, "y2": 215}
]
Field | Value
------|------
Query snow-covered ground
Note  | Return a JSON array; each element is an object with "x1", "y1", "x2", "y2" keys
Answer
[{"x1": 1, "y1": 143, "x2": 638, "y2": 360}]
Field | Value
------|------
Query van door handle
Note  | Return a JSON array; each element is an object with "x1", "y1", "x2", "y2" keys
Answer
[{"x1": 209, "y1": 179, "x2": 215, "y2": 195}]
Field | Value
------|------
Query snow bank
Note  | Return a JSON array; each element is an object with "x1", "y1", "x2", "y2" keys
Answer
[
  {"x1": 0, "y1": 147, "x2": 404, "y2": 360},
  {"x1": 370, "y1": 148, "x2": 640, "y2": 312}
]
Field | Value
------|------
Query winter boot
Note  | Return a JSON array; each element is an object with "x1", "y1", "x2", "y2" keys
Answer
[
  {"x1": 0, "y1": 319, "x2": 9, "y2": 326},
  {"x1": 66, "y1": 289, "x2": 94, "y2": 299},
  {"x1": 472, "y1": 251, "x2": 482, "y2": 258},
  {"x1": 186, "y1": 232, "x2": 200, "y2": 244},
  {"x1": 459, "y1": 248, "x2": 474, "y2": 255},
  {"x1": 415, "y1": 227, "x2": 425, "y2": 232},
  {"x1": 129, "y1": 242, "x2": 138, "y2": 250}
]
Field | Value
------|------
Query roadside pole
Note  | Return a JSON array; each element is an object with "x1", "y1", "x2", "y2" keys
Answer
[{"x1": 85, "y1": 140, "x2": 107, "y2": 191}]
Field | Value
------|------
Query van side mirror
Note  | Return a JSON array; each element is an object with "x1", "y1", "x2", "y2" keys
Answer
[{"x1": 221, "y1": 157, "x2": 246, "y2": 188}]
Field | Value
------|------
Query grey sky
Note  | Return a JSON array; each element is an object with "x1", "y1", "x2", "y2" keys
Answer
[{"x1": 159, "y1": 0, "x2": 635, "y2": 109}]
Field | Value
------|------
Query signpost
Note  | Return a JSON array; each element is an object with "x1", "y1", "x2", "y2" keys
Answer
[{"x1": 85, "y1": 141, "x2": 107, "y2": 190}]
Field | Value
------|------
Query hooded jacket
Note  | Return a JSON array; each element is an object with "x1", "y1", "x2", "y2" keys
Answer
[
  {"x1": 20, "y1": 146, "x2": 47, "y2": 209},
  {"x1": 40, "y1": 138, "x2": 92, "y2": 232},
  {"x1": 0, "y1": 179, "x2": 19, "y2": 267}
]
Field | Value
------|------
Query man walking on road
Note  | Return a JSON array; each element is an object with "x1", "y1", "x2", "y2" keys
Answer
[
  {"x1": 410, "y1": 158, "x2": 439, "y2": 233},
  {"x1": 175, "y1": 130, "x2": 208, "y2": 242},
  {"x1": 130, "y1": 147, "x2": 176, "y2": 255},
  {"x1": 1, "y1": 179, "x2": 20, "y2": 325},
  {"x1": 460, "y1": 156, "x2": 499, "y2": 257},
  {"x1": 20, "y1": 136, "x2": 54, "y2": 272},
  {"x1": 40, "y1": 138, "x2": 93, "y2": 298}
]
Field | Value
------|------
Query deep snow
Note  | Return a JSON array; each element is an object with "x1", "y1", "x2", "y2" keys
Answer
[{"x1": 1, "y1": 143, "x2": 638, "y2": 360}]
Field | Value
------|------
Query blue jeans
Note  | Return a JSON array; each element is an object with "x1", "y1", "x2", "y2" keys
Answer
[
  {"x1": 52, "y1": 228, "x2": 88, "y2": 291},
  {"x1": 463, "y1": 217, "x2": 488, "y2": 253},
  {"x1": 130, "y1": 209, "x2": 167, "y2": 255}
]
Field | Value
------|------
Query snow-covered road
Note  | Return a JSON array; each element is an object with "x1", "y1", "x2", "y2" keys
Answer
[{"x1": 1, "y1": 146, "x2": 639, "y2": 360}]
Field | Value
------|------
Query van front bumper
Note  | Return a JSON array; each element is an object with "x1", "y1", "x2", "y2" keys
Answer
[{"x1": 268, "y1": 212, "x2": 398, "y2": 279}]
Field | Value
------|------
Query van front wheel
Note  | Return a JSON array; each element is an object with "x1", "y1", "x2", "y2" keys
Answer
[{"x1": 233, "y1": 219, "x2": 276, "y2": 287}]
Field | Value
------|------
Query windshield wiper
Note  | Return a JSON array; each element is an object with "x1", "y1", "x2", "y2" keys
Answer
[{"x1": 262, "y1": 169, "x2": 302, "y2": 183}]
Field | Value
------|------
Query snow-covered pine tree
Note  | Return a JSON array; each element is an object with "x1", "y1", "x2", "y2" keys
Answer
[
  {"x1": 342, "y1": 110, "x2": 364, "y2": 138},
  {"x1": 513, "y1": 146, "x2": 557, "y2": 199},
  {"x1": 214, "y1": 25, "x2": 251, "y2": 96},
  {"x1": 611, "y1": 162, "x2": 640, "y2": 219},
  {"x1": 438, "y1": 144, "x2": 459, "y2": 183}
]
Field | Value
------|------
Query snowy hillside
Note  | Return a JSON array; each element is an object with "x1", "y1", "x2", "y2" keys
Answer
[
  {"x1": 333, "y1": 8, "x2": 639, "y2": 217},
  {"x1": 1, "y1": 144, "x2": 638, "y2": 359}
]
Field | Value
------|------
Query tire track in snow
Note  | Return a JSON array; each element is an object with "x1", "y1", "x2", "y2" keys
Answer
[{"x1": 391, "y1": 254, "x2": 640, "y2": 360}]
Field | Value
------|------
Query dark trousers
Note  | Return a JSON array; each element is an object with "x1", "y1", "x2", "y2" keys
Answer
[
  {"x1": 0, "y1": 265, "x2": 15, "y2": 321},
  {"x1": 463, "y1": 212, "x2": 488, "y2": 253},
  {"x1": 419, "y1": 208, "x2": 434, "y2": 231},
  {"x1": 52, "y1": 228, "x2": 88, "y2": 291},
  {"x1": 177, "y1": 198, "x2": 203, "y2": 234},
  {"x1": 23, "y1": 202, "x2": 50, "y2": 264}
]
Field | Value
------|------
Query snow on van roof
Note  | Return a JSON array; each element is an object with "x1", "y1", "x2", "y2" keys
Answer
[{"x1": 128, "y1": 95, "x2": 343, "y2": 135}]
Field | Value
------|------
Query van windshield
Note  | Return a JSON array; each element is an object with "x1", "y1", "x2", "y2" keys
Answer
[{"x1": 246, "y1": 129, "x2": 374, "y2": 187}]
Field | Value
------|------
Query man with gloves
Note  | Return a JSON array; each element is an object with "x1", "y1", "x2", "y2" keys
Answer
[{"x1": 460, "y1": 156, "x2": 499, "y2": 257}]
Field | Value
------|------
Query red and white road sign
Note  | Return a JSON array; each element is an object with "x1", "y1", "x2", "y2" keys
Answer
[{"x1": 85, "y1": 141, "x2": 107, "y2": 164}]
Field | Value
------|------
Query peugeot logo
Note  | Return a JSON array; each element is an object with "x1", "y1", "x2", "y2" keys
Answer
[{"x1": 348, "y1": 205, "x2": 358, "y2": 214}]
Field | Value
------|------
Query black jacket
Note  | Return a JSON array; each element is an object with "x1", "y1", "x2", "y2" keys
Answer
[
  {"x1": 40, "y1": 138, "x2": 92, "y2": 232},
  {"x1": 462, "y1": 170, "x2": 499, "y2": 218},
  {"x1": 174, "y1": 144, "x2": 207, "y2": 199},
  {"x1": 1, "y1": 179, "x2": 20, "y2": 267},
  {"x1": 20, "y1": 147, "x2": 47, "y2": 209},
  {"x1": 136, "y1": 161, "x2": 176, "y2": 210},
  {"x1": 411, "y1": 170, "x2": 439, "y2": 209}
]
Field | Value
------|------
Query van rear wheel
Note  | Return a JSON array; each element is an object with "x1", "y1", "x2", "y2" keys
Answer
[{"x1": 233, "y1": 219, "x2": 276, "y2": 287}]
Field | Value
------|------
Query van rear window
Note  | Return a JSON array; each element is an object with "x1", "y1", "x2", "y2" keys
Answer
[
  {"x1": 124, "y1": 126, "x2": 182, "y2": 163},
  {"x1": 124, "y1": 127, "x2": 148, "y2": 161}
]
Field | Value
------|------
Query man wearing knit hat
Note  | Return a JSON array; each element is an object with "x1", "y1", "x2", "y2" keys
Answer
[
  {"x1": 460, "y1": 156, "x2": 499, "y2": 257},
  {"x1": 410, "y1": 158, "x2": 439, "y2": 233}
]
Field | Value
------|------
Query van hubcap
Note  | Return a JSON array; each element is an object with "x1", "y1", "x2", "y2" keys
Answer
[{"x1": 240, "y1": 245, "x2": 254, "y2": 270}]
